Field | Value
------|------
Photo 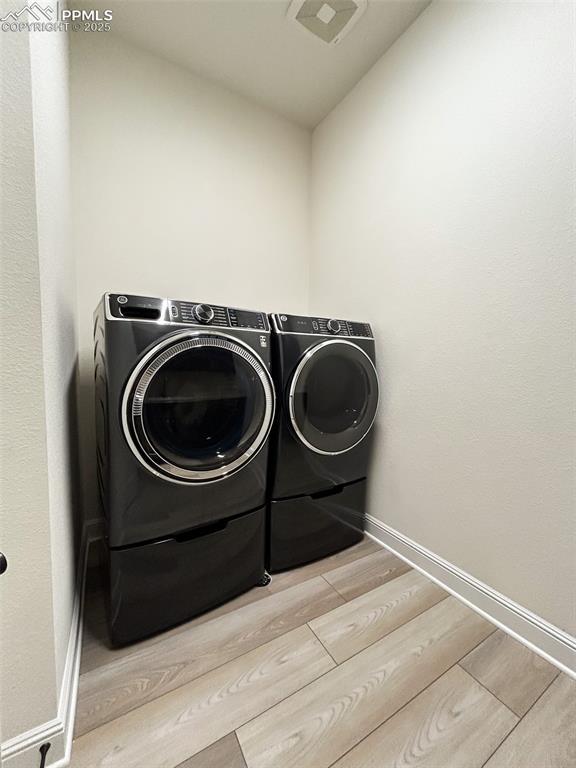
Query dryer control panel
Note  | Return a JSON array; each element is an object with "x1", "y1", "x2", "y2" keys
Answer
[
  {"x1": 273, "y1": 313, "x2": 373, "y2": 338},
  {"x1": 106, "y1": 293, "x2": 269, "y2": 331}
]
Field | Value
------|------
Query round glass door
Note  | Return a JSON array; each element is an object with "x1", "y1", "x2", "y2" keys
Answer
[
  {"x1": 123, "y1": 332, "x2": 274, "y2": 482},
  {"x1": 289, "y1": 340, "x2": 379, "y2": 455}
]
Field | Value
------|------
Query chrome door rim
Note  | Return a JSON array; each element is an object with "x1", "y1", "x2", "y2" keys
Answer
[
  {"x1": 288, "y1": 339, "x2": 379, "y2": 456},
  {"x1": 122, "y1": 330, "x2": 275, "y2": 484}
]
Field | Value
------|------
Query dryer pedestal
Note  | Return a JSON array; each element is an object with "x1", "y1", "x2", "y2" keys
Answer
[
  {"x1": 267, "y1": 479, "x2": 366, "y2": 573},
  {"x1": 107, "y1": 506, "x2": 265, "y2": 645}
]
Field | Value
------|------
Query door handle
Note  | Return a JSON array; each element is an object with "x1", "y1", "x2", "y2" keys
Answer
[{"x1": 0, "y1": 552, "x2": 7, "y2": 575}]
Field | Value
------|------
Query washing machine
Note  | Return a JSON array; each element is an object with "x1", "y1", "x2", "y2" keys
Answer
[
  {"x1": 94, "y1": 292, "x2": 275, "y2": 644},
  {"x1": 267, "y1": 313, "x2": 379, "y2": 572}
]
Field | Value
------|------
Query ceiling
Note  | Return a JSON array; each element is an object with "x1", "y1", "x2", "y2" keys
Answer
[{"x1": 77, "y1": 0, "x2": 431, "y2": 127}]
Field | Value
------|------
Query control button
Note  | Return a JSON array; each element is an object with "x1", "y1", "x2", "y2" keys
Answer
[
  {"x1": 170, "y1": 305, "x2": 179, "y2": 319},
  {"x1": 327, "y1": 319, "x2": 341, "y2": 334},
  {"x1": 194, "y1": 303, "x2": 215, "y2": 324},
  {"x1": 280, "y1": 315, "x2": 288, "y2": 321},
  {"x1": 117, "y1": 295, "x2": 128, "y2": 304}
]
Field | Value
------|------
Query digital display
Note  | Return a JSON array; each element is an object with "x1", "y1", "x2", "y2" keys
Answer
[
  {"x1": 235, "y1": 310, "x2": 257, "y2": 326},
  {"x1": 230, "y1": 310, "x2": 266, "y2": 330},
  {"x1": 278, "y1": 315, "x2": 314, "y2": 333}
]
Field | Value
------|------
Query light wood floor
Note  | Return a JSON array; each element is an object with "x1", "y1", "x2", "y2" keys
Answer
[{"x1": 72, "y1": 538, "x2": 575, "y2": 768}]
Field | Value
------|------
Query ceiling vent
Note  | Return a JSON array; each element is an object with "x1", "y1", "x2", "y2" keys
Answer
[{"x1": 288, "y1": 0, "x2": 367, "y2": 45}]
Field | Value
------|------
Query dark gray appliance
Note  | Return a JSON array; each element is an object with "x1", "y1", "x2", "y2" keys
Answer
[
  {"x1": 267, "y1": 313, "x2": 379, "y2": 571},
  {"x1": 94, "y1": 292, "x2": 275, "y2": 644}
]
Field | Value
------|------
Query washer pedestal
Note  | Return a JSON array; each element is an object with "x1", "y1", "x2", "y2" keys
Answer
[
  {"x1": 107, "y1": 507, "x2": 265, "y2": 645},
  {"x1": 267, "y1": 479, "x2": 366, "y2": 573}
]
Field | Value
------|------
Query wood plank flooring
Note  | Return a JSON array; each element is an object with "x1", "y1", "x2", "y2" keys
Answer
[
  {"x1": 72, "y1": 539, "x2": 575, "y2": 768},
  {"x1": 484, "y1": 673, "x2": 576, "y2": 767},
  {"x1": 73, "y1": 625, "x2": 334, "y2": 767},
  {"x1": 237, "y1": 597, "x2": 495, "y2": 768},
  {"x1": 332, "y1": 666, "x2": 518, "y2": 768},
  {"x1": 75, "y1": 575, "x2": 343, "y2": 735},
  {"x1": 460, "y1": 629, "x2": 560, "y2": 717},
  {"x1": 322, "y1": 548, "x2": 411, "y2": 600},
  {"x1": 178, "y1": 734, "x2": 247, "y2": 768},
  {"x1": 309, "y1": 568, "x2": 447, "y2": 663}
]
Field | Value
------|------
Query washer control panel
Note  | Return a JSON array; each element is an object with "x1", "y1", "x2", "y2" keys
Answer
[
  {"x1": 107, "y1": 294, "x2": 269, "y2": 331},
  {"x1": 274, "y1": 313, "x2": 372, "y2": 338}
]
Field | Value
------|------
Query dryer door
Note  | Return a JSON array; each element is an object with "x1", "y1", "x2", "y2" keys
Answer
[
  {"x1": 123, "y1": 331, "x2": 274, "y2": 483},
  {"x1": 289, "y1": 340, "x2": 379, "y2": 456}
]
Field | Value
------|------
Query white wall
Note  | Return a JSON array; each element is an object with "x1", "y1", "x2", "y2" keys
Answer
[
  {"x1": 311, "y1": 1, "x2": 576, "y2": 635},
  {"x1": 70, "y1": 32, "x2": 310, "y2": 521},
  {"x1": 0, "y1": 8, "x2": 78, "y2": 753},
  {"x1": 30, "y1": 20, "x2": 79, "y2": 695},
  {"x1": 0, "y1": 26, "x2": 59, "y2": 744}
]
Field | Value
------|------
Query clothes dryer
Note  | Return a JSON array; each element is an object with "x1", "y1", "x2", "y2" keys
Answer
[{"x1": 267, "y1": 313, "x2": 379, "y2": 571}]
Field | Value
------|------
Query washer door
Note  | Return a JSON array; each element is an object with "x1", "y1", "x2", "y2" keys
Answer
[
  {"x1": 123, "y1": 331, "x2": 274, "y2": 483},
  {"x1": 289, "y1": 340, "x2": 379, "y2": 456}
]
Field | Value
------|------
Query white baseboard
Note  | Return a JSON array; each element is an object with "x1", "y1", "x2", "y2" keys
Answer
[
  {"x1": 2, "y1": 521, "x2": 99, "y2": 768},
  {"x1": 365, "y1": 515, "x2": 576, "y2": 679}
]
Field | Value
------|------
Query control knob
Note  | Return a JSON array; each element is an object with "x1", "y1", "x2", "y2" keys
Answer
[
  {"x1": 194, "y1": 303, "x2": 215, "y2": 324},
  {"x1": 327, "y1": 319, "x2": 341, "y2": 334}
]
